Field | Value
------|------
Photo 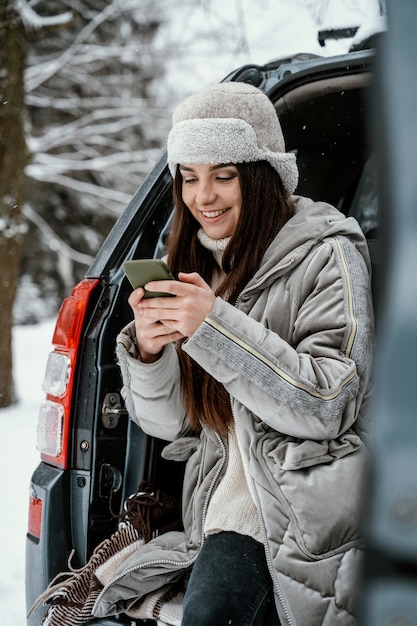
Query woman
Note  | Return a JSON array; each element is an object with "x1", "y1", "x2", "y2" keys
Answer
[{"x1": 95, "y1": 82, "x2": 374, "y2": 625}]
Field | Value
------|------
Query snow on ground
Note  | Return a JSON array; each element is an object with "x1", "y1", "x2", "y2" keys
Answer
[{"x1": 0, "y1": 320, "x2": 55, "y2": 626}]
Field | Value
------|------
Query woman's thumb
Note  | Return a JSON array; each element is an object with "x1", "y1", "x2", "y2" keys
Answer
[{"x1": 178, "y1": 271, "x2": 209, "y2": 289}]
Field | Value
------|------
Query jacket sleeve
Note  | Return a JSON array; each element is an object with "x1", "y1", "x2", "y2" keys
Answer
[
  {"x1": 183, "y1": 237, "x2": 373, "y2": 441},
  {"x1": 116, "y1": 322, "x2": 187, "y2": 441}
]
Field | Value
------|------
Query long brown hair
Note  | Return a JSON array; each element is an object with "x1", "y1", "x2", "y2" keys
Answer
[{"x1": 167, "y1": 160, "x2": 295, "y2": 436}]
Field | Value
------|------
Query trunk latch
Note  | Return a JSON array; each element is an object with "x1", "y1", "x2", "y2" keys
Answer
[{"x1": 101, "y1": 392, "x2": 127, "y2": 429}]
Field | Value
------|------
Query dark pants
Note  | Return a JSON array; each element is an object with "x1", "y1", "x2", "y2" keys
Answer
[{"x1": 181, "y1": 531, "x2": 281, "y2": 626}]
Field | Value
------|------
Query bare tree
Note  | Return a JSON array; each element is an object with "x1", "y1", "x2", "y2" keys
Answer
[
  {"x1": 0, "y1": 0, "x2": 27, "y2": 407},
  {"x1": 16, "y1": 0, "x2": 270, "y2": 320},
  {"x1": 25, "y1": 0, "x2": 167, "y2": 212},
  {"x1": 14, "y1": 0, "x2": 170, "y2": 316},
  {"x1": 1, "y1": 0, "x2": 170, "y2": 404}
]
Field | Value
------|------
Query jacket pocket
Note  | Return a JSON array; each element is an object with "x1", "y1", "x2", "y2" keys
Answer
[
  {"x1": 266, "y1": 435, "x2": 367, "y2": 558},
  {"x1": 268, "y1": 432, "x2": 361, "y2": 470}
]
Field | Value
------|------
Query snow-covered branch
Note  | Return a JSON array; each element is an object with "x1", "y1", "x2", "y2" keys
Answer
[
  {"x1": 28, "y1": 115, "x2": 159, "y2": 152},
  {"x1": 24, "y1": 171, "x2": 132, "y2": 213},
  {"x1": 25, "y1": 0, "x2": 135, "y2": 92},
  {"x1": 22, "y1": 204, "x2": 94, "y2": 266},
  {"x1": 27, "y1": 149, "x2": 161, "y2": 174},
  {"x1": 15, "y1": 0, "x2": 73, "y2": 31},
  {"x1": 26, "y1": 93, "x2": 151, "y2": 111}
]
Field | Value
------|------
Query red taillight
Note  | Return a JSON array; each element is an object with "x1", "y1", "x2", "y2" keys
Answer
[
  {"x1": 37, "y1": 278, "x2": 99, "y2": 469},
  {"x1": 28, "y1": 496, "x2": 43, "y2": 539}
]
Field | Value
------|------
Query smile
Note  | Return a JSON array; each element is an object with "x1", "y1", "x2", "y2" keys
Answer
[{"x1": 201, "y1": 208, "x2": 229, "y2": 218}]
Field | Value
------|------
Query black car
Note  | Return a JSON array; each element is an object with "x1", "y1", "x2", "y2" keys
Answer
[{"x1": 26, "y1": 34, "x2": 381, "y2": 626}]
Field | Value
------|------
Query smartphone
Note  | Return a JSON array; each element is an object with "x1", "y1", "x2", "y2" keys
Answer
[{"x1": 123, "y1": 259, "x2": 175, "y2": 298}]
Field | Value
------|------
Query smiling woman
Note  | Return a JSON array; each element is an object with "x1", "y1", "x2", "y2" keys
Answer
[{"x1": 104, "y1": 81, "x2": 375, "y2": 626}]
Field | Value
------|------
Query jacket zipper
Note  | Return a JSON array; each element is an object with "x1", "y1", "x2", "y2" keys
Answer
[
  {"x1": 250, "y1": 475, "x2": 294, "y2": 626},
  {"x1": 95, "y1": 555, "x2": 195, "y2": 606},
  {"x1": 230, "y1": 399, "x2": 294, "y2": 626},
  {"x1": 201, "y1": 432, "x2": 227, "y2": 534},
  {"x1": 95, "y1": 432, "x2": 227, "y2": 605}
]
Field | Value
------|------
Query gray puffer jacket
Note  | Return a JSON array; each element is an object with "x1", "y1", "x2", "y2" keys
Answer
[{"x1": 93, "y1": 196, "x2": 374, "y2": 625}]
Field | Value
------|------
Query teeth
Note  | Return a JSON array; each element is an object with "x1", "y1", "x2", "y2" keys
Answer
[{"x1": 202, "y1": 208, "x2": 227, "y2": 218}]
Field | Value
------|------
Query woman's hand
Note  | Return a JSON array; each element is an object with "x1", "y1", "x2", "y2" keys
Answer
[
  {"x1": 128, "y1": 272, "x2": 215, "y2": 362},
  {"x1": 128, "y1": 287, "x2": 180, "y2": 363}
]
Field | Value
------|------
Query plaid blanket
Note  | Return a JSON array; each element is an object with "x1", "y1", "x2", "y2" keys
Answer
[{"x1": 28, "y1": 483, "x2": 184, "y2": 626}]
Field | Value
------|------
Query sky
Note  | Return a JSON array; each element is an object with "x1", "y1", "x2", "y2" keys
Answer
[
  {"x1": 0, "y1": 1, "x2": 385, "y2": 624},
  {"x1": 158, "y1": 0, "x2": 384, "y2": 98}
]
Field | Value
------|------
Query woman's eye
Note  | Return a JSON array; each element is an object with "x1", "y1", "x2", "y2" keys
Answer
[
  {"x1": 183, "y1": 177, "x2": 196, "y2": 184},
  {"x1": 216, "y1": 175, "x2": 235, "y2": 182}
]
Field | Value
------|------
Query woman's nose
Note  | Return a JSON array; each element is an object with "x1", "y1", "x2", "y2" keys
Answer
[{"x1": 196, "y1": 181, "x2": 216, "y2": 205}]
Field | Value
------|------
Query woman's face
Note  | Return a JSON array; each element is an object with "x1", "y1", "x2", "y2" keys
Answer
[{"x1": 179, "y1": 163, "x2": 242, "y2": 239}]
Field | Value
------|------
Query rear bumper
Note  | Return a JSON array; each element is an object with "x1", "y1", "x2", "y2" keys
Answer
[{"x1": 26, "y1": 462, "x2": 71, "y2": 626}]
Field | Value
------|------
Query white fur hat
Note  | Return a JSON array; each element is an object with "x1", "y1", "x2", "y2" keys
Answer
[{"x1": 167, "y1": 82, "x2": 298, "y2": 196}]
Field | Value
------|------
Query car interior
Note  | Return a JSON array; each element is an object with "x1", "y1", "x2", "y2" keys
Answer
[
  {"x1": 276, "y1": 73, "x2": 374, "y2": 220},
  {"x1": 276, "y1": 71, "x2": 379, "y2": 300}
]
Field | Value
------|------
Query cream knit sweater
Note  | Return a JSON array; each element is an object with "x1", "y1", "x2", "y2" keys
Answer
[{"x1": 197, "y1": 230, "x2": 263, "y2": 543}]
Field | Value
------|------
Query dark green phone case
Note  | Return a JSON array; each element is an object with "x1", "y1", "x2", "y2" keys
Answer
[{"x1": 123, "y1": 259, "x2": 174, "y2": 298}]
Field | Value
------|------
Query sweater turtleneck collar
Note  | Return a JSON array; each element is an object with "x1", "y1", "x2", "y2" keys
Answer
[
  {"x1": 197, "y1": 228, "x2": 230, "y2": 253},
  {"x1": 196, "y1": 229, "x2": 230, "y2": 289},
  {"x1": 197, "y1": 228, "x2": 230, "y2": 269}
]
